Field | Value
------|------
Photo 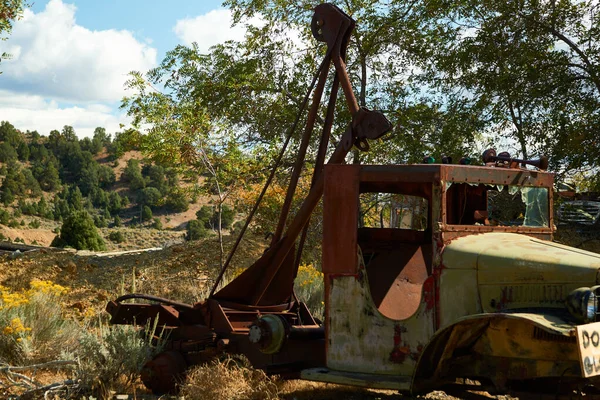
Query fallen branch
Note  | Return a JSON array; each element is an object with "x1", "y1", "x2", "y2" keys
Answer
[
  {"x1": 0, "y1": 360, "x2": 79, "y2": 396},
  {"x1": 0, "y1": 360, "x2": 77, "y2": 372},
  {"x1": 19, "y1": 379, "x2": 80, "y2": 399}
]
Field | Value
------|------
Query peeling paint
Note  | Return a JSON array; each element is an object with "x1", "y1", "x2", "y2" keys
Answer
[
  {"x1": 390, "y1": 325, "x2": 409, "y2": 363},
  {"x1": 327, "y1": 260, "x2": 435, "y2": 376},
  {"x1": 423, "y1": 276, "x2": 436, "y2": 311}
]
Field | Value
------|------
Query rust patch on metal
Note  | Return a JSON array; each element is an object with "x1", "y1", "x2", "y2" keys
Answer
[
  {"x1": 423, "y1": 276, "x2": 436, "y2": 311},
  {"x1": 390, "y1": 325, "x2": 410, "y2": 363}
]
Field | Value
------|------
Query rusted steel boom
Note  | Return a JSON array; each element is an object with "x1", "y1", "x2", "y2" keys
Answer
[{"x1": 212, "y1": 3, "x2": 392, "y2": 307}]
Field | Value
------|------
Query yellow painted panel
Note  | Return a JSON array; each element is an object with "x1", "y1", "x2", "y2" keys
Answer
[{"x1": 438, "y1": 269, "x2": 481, "y2": 330}]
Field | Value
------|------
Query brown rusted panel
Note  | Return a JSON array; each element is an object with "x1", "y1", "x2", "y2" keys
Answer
[
  {"x1": 359, "y1": 165, "x2": 441, "y2": 185},
  {"x1": 358, "y1": 227, "x2": 427, "y2": 250},
  {"x1": 365, "y1": 243, "x2": 432, "y2": 320},
  {"x1": 323, "y1": 164, "x2": 359, "y2": 274},
  {"x1": 207, "y1": 299, "x2": 234, "y2": 332},
  {"x1": 168, "y1": 325, "x2": 215, "y2": 342},
  {"x1": 441, "y1": 165, "x2": 554, "y2": 187}
]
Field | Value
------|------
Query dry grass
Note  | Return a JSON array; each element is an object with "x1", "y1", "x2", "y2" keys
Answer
[
  {"x1": 279, "y1": 381, "x2": 404, "y2": 399},
  {"x1": 180, "y1": 365, "x2": 407, "y2": 400},
  {"x1": 179, "y1": 356, "x2": 281, "y2": 400}
]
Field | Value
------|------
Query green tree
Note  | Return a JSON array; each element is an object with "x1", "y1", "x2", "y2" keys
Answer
[
  {"x1": 66, "y1": 185, "x2": 84, "y2": 211},
  {"x1": 143, "y1": 164, "x2": 169, "y2": 195},
  {"x1": 0, "y1": 121, "x2": 22, "y2": 145},
  {"x1": 0, "y1": 142, "x2": 17, "y2": 162},
  {"x1": 91, "y1": 187, "x2": 109, "y2": 209},
  {"x1": 51, "y1": 210, "x2": 106, "y2": 251},
  {"x1": 165, "y1": 189, "x2": 188, "y2": 212},
  {"x1": 53, "y1": 197, "x2": 70, "y2": 221},
  {"x1": 93, "y1": 127, "x2": 111, "y2": 147},
  {"x1": 98, "y1": 165, "x2": 116, "y2": 188},
  {"x1": 0, "y1": 1, "x2": 28, "y2": 69},
  {"x1": 37, "y1": 196, "x2": 50, "y2": 218},
  {"x1": 122, "y1": 159, "x2": 145, "y2": 190},
  {"x1": 403, "y1": 0, "x2": 600, "y2": 176},
  {"x1": 151, "y1": 218, "x2": 162, "y2": 230},
  {"x1": 77, "y1": 164, "x2": 99, "y2": 196},
  {"x1": 186, "y1": 219, "x2": 207, "y2": 241},
  {"x1": 27, "y1": 130, "x2": 40, "y2": 144},
  {"x1": 108, "y1": 191, "x2": 123, "y2": 215},
  {"x1": 141, "y1": 205, "x2": 153, "y2": 221},
  {"x1": 0, "y1": 209, "x2": 9, "y2": 225},
  {"x1": 33, "y1": 159, "x2": 60, "y2": 191},
  {"x1": 16, "y1": 141, "x2": 29, "y2": 161},
  {"x1": 61, "y1": 125, "x2": 77, "y2": 142},
  {"x1": 137, "y1": 187, "x2": 161, "y2": 208},
  {"x1": 195, "y1": 206, "x2": 212, "y2": 225}
]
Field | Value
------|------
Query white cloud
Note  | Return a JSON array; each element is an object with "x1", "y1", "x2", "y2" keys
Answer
[
  {"x1": 0, "y1": 0, "x2": 157, "y2": 102},
  {"x1": 173, "y1": 8, "x2": 264, "y2": 53},
  {"x1": 0, "y1": 90, "x2": 129, "y2": 138}
]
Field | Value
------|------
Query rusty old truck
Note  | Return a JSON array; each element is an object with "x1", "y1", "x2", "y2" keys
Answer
[{"x1": 106, "y1": 3, "x2": 600, "y2": 396}]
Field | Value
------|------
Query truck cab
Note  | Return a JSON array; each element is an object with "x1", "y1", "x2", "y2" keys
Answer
[{"x1": 302, "y1": 162, "x2": 600, "y2": 394}]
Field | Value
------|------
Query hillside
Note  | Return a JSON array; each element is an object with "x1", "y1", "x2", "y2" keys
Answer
[{"x1": 0, "y1": 122, "x2": 229, "y2": 252}]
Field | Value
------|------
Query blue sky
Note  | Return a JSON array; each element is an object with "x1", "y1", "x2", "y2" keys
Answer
[{"x1": 0, "y1": 0, "x2": 254, "y2": 137}]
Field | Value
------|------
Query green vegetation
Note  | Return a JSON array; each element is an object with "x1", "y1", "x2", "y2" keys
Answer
[
  {"x1": 0, "y1": 281, "x2": 164, "y2": 397},
  {"x1": 0, "y1": 120, "x2": 217, "y2": 248},
  {"x1": 187, "y1": 219, "x2": 208, "y2": 241},
  {"x1": 196, "y1": 205, "x2": 236, "y2": 230},
  {"x1": 51, "y1": 211, "x2": 106, "y2": 251},
  {"x1": 0, "y1": 0, "x2": 28, "y2": 69},
  {"x1": 108, "y1": 230, "x2": 125, "y2": 243},
  {"x1": 0, "y1": 281, "x2": 78, "y2": 365}
]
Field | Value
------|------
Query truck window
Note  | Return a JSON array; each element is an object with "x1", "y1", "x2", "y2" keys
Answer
[
  {"x1": 446, "y1": 183, "x2": 549, "y2": 227},
  {"x1": 359, "y1": 193, "x2": 428, "y2": 231},
  {"x1": 357, "y1": 192, "x2": 432, "y2": 321}
]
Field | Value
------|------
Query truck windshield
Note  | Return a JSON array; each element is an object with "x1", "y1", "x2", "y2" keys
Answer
[{"x1": 446, "y1": 183, "x2": 549, "y2": 227}]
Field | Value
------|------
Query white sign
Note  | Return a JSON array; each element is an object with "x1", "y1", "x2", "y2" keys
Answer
[{"x1": 576, "y1": 322, "x2": 600, "y2": 377}]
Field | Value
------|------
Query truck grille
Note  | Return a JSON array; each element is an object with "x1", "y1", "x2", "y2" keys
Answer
[
  {"x1": 557, "y1": 201, "x2": 600, "y2": 225},
  {"x1": 532, "y1": 326, "x2": 576, "y2": 343}
]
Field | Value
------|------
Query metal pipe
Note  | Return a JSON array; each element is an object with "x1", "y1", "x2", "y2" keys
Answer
[{"x1": 271, "y1": 53, "x2": 332, "y2": 246}]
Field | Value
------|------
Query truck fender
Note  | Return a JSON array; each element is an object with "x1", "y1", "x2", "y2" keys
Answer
[{"x1": 411, "y1": 312, "x2": 576, "y2": 393}]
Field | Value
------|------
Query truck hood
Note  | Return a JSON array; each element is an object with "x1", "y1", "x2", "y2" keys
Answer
[{"x1": 442, "y1": 232, "x2": 600, "y2": 312}]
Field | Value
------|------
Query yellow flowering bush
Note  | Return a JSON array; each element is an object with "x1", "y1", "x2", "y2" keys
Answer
[
  {"x1": 0, "y1": 280, "x2": 78, "y2": 364},
  {"x1": 3, "y1": 317, "x2": 32, "y2": 335},
  {"x1": 294, "y1": 264, "x2": 324, "y2": 321},
  {"x1": 296, "y1": 264, "x2": 323, "y2": 288},
  {"x1": 29, "y1": 280, "x2": 69, "y2": 296},
  {"x1": 0, "y1": 281, "x2": 68, "y2": 310}
]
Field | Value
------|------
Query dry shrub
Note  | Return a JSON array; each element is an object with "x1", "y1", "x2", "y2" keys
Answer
[
  {"x1": 180, "y1": 356, "x2": 281, "y2": 400},
  {"x1": 0, "y1": 281, "x2": 80, "y2": 364},
  {"x1": 72, "y1": 319, "x2": 166, "y2": 396}
]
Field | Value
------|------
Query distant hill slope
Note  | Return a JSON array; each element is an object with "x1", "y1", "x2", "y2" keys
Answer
[{"x1": 0, "y1": 123, "x2": 224, "y2": 250}]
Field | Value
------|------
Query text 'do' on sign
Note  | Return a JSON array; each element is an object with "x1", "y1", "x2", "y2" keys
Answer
[{"x1": 576, "y1": 322, "x2": 600, "y2": 378}]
